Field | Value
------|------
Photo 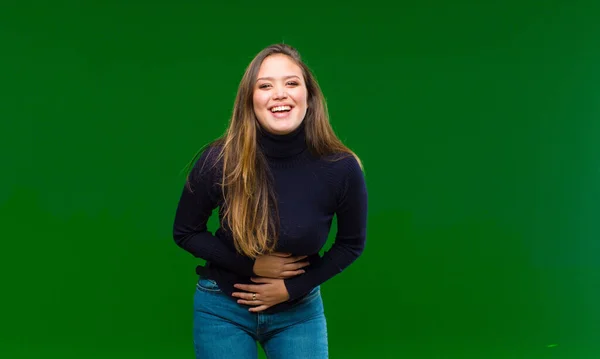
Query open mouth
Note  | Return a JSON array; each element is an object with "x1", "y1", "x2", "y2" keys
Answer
[{"x1": 269, "y1": 105, "x2": 293, "y2": 113}]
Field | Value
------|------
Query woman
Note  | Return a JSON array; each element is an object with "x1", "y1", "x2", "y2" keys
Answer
[{"x1": 173, "y1": 43, "x2": 368, "y2": 359}]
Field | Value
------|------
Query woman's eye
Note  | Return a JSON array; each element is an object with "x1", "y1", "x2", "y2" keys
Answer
[{"x1": 258, "y1": 81, "x2": 297, "y2": 89}]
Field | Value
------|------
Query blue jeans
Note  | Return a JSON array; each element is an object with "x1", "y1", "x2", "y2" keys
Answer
[{"x1": 193, "y1": 277, "x2": 328, "y2": 359}]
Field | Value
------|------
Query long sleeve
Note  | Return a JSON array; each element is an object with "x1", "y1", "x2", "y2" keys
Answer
[
  {"x1": 283, "y1": 156, "x2": 368, "y2": 301},
  {"x1": 172, "y1": 146, "x2": 255, "y2": 277}
]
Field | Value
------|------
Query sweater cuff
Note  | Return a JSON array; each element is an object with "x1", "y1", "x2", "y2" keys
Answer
[
  {"x1": 283, "y1": 275, "x2": 313, "y2": 302},
  {"x1": 239, "y1": 257, "x2": 256, "y2": 277}
]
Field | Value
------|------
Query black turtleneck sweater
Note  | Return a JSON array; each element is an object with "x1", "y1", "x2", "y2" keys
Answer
[{"x1": 172, "y1": 122, "x2": 368, "y2": 314}]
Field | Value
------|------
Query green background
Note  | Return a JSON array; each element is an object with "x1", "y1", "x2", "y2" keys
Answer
[{"x1": 2, "y1": 0, "x2": 599, "y2": 358}]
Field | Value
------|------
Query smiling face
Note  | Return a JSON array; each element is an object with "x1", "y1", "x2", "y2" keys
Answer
[{"x1": 252, "y1": 54, "x2": 309, "y2": 135}]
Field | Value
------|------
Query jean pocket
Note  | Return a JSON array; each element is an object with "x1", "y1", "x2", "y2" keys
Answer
[{"x1": 196, "y1": 278, "x2": 221, "y2": 293}]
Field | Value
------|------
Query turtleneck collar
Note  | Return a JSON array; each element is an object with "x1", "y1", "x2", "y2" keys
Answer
[{"x1": 257, "y1": 121, "x2": 308, "y2": 159}]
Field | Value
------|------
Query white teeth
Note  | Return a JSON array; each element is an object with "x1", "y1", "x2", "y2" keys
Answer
[{"x1": 271, "y1": 105, "x2": 291, "y2": 112}]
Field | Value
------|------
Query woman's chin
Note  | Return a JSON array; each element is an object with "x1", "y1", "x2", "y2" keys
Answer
[{"x1": 264, "y1": 120, "x2": 301, "y2": 135}]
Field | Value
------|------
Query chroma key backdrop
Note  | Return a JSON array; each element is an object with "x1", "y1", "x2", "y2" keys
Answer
[{"x1": 1, "y1": 0, "x2": 599, "y2": 358}]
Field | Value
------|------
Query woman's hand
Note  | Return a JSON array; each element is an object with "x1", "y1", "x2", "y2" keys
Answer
[
  {"x1": 232, "y1": 277, "x2": 290, "y2": 312},
  {"x1": 253, "y1": 252, "x2": 310, "y2": 279}
]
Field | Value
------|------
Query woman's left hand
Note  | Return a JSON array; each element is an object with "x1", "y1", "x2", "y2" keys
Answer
[{"x1": 232, "y1": 277, "x2": 290, "y2": 312}]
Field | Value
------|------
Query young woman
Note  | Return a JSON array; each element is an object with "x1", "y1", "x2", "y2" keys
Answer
[{"x1": 173, "y1": 43, "x2": 368, "y2": 359}]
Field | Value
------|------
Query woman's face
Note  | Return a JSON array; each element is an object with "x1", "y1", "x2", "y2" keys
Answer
[{"x1": 253, "y1": 54, "x2": 308, "y2": 135}]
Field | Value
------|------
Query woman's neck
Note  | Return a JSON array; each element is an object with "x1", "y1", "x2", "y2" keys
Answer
[{"x1": 256, "y1": 121, "x2": 307, "y2": 159}]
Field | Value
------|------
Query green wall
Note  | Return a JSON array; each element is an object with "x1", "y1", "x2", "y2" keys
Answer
[{"x1": 2, "y1": 1, "x2": 599, "y2": 358}]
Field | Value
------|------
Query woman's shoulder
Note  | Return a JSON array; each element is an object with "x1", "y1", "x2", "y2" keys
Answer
[
  {"x1": 315, "y1": 151, "x2": 364, "y2": 189},
  {"x1": 198, "y1": 141, "x2": 225, "y2": 164},
  {"x1": 187, "y1": 140, "x2": 225, "y2": 182},
  {"x1": 319, "y1": 151, "x2": 363, "y2": 172}
]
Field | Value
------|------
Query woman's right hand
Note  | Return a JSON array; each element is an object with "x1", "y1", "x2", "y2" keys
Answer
[{"x1": 253, "y1": 252, "x2": 310, "y2": 279}]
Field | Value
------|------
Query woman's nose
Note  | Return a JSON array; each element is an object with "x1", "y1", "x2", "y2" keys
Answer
[{"x1": 272, "y1": 86, "x2": 288, "y2": 100}]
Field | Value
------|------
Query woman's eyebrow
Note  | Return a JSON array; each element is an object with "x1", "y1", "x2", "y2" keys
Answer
[{"x1": 256, "y1": 75, "x2": 301, "y2": 81}]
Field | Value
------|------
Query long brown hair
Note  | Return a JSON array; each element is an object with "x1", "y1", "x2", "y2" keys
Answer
[{"x1": 187, "y1": 43, "x2": 362, "y2": 258}]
